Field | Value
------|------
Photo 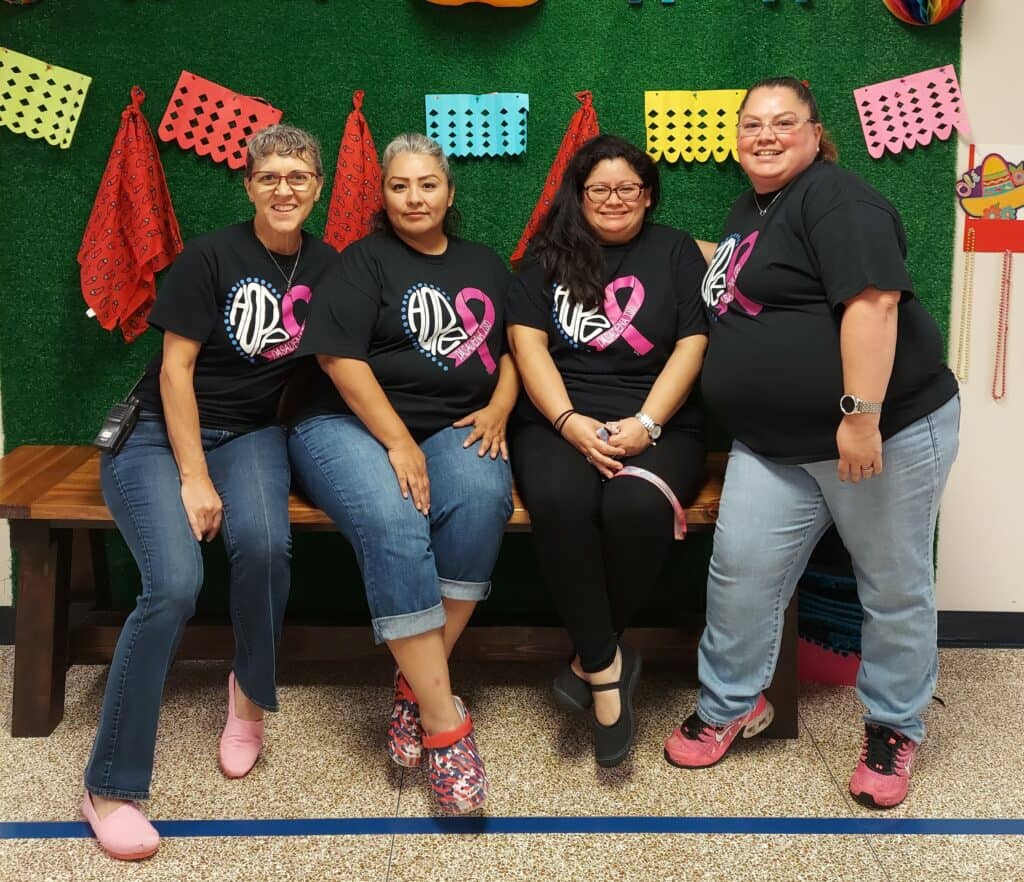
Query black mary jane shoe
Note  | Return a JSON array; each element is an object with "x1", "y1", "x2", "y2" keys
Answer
[
  {"x1": 590, "y1": 644, "x2": 642, "y2": 768},
  {"x1": 552, "y1": 661, "x2": 593, "y2": 712}
]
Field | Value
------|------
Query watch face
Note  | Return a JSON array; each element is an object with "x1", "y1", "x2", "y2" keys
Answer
[
  {"x1": 839, "y1": 394, "x2": 857, "y2": 415},
  {"x1": 650, "y1": 424, "x2": 662, "y2": 440}
]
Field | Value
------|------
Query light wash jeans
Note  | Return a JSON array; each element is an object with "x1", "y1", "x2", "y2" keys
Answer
[
  {"x1": 85, "y1": 416, "x2": 292, "y2": 800},
  {"x1": 697, "y1": 395, "x2": 960, "y2": 743},
  {"x1": 288, "y1": 415, "x2": 513, "y2": 643}
]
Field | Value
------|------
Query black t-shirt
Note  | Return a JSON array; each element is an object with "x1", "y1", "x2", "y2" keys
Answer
[
  {"x1": 507, "y1": 223, "x2": 708, "y2": 432},
  {"x1": 135, "y1": 222, "x2": 340, "y2": 433},
  {"x1": 700, "y1": 161, "x2": 957, "y2": 463},
  {"x1": 296, "y1": 232, "x2": 510, "y2": 438}
]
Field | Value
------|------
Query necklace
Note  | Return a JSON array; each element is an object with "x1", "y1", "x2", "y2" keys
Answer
[
  {"x1": 262, "y1": 237, "x2": 303, "y2": 293},
  {"x1": 955, "y1": 227, "x2": 976, "y2": 382},
  {"x1": 993, "y1": 249, "x2": 1012, "y2": 401},
  {"x1": 753, "y1": 189, "x2": 783, "y2": 217}
]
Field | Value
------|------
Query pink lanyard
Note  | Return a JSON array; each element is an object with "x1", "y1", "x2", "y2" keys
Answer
[{"x1": 612, "y1": 466, "x2": 688, "y2": 540}]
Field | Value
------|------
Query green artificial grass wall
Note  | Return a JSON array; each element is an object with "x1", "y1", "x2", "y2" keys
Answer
[{"x1": 1, "y1": 1, "x2": 962, "y2": 616}]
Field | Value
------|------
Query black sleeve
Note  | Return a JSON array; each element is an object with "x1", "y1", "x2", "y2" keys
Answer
[
  {"x1": 673, "y1": 235, "x2": 710, "y2": 339},
  {"x1": 807, "y1": 194, "x2": 914, "y2": 309},
  {"x1": 298, "y1": 245, "x2": 380, "y2": 360},
  {"x1": 146, "y1": 241, "x2": 218, "y2": 342},
  {"x1": 506, "y1": 265, "x2": 550, "y2": 331}
]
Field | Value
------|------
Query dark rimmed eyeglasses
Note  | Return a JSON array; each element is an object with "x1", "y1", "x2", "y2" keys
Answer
[
  {"x1": 583, "y1": 183, "x2": 647, "y2": 204},
  {"x1": 249, "y1": 170, "x2": 321, "y2": 191}
]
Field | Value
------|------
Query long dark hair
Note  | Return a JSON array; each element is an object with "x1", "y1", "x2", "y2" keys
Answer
[
  {"x1": 527, "y1": 134, "x2": 660, "y2": 310},
  {"x1": 739, "y1": 76, "x2": 838, "y2": 163}
]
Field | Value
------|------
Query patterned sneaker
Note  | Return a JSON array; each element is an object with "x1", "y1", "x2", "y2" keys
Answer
[
  {"x1": 849, "y1": 724, "x2": 918, "y2": 809},
  {"x1": 423, "y1": 696, "x2": 488, "y2": 815},
  {"x1": 663, "y1": 693, "x2": 774, "y2": 769},
  {"x1": 386, "y1": 670, "x2": 423, "y2": 768}
]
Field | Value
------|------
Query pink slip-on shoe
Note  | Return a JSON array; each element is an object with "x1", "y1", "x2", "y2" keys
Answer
[
  {"x1": 387, "y1": 670, "x2": 424, "y2": 768},
  {"x1": 849, "y1": 724, "x2": 918, "y2": 809},
  {"x1": 664, "y1": 693, "x2": 774, "y2": 769},
  {"x1": 218, "y1": 671, "x2": 264, "y2": 779},
  {"x1": 422, "y1": 696, "x2": 488, "y2": 815},
  {"x1": 81, "y1": 793, "x2": 159, "y2": 861}
]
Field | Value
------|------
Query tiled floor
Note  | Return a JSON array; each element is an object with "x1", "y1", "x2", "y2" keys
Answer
[{"x1": 0, "y1": 645, "x2": 1021, "y2": 881}]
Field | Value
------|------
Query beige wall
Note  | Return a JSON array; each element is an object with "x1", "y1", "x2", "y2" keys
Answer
[{"x1": 935, "y1": 0, "x2": 1024, "y2": 612}]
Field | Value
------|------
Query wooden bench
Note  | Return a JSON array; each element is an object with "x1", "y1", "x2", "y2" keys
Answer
[{"x1": 0, "y1": 445, "x2": 798, "y2": 739}]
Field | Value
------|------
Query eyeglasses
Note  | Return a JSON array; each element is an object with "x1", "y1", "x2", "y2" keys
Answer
[
  {"x1": 583, "y1": 183, "x2": 647, "y2": 204},
  {"x1": 249, "y1": 170, "x2": 320, "y2": 191},
  {"x1": 737, "y1": 116, "x2": 816, "y2": 139}
]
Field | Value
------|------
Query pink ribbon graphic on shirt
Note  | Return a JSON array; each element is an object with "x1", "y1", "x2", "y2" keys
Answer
[
  {"x1": 718, "y1": 232, "x2": 762, "y2": 317},
  {"x1": 451, "y1": 287, "x2": 497, "y2": 374},
  {"x1": 588, "y1": 275, "x2": 654, "y2": 355},
  {"x1": 259, "y1": 284, "x2": 312, "y2": 361}
]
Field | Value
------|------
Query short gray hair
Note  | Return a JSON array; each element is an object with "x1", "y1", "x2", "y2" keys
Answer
[
  {"x1": 380, "y1": 132, "x2": 453, "y2": 187},
  {"x1": 245, "y1": 124, "x2": 324, "y2": 178}
]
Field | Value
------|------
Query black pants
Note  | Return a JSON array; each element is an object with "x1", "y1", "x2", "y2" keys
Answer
[{"x1": 510, "y1": 420, "x2": 705, "y2": 673}]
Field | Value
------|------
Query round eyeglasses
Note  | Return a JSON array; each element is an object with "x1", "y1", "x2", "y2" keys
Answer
[
  {"x1": 737, "y1": 117, "x2": 816, "y2": 139},
  {"x1": 583, "y1": 183, "x2": 647, "y2": 204},
  {"x1": 249, "y1": 171, "x2": 320, "y2": 191}
]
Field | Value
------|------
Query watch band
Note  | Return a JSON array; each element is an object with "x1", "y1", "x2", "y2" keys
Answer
[
  {"x1": 635, "y1": 411, "x2": 661, "y2": 440},
  {"x1": 839, "y1": 394, "x2": 882, "y2": 415}
]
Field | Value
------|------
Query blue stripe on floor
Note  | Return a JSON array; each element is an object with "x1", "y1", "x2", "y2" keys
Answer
[{"x1": 2, "y1": 816, "x2": 1023, "y2": 840}]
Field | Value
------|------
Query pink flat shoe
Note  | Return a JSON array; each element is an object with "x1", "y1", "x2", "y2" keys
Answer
[
  {"x1": 218, "y1": 671, "x2": 264, "y2": 779},
  {"x1": 81, "y1": 792, "x2": 159, "y2": 861}
]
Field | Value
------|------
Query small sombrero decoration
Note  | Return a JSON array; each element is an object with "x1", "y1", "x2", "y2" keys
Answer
[{"x1": 958, "y1": 153, "x2": 1024, "y2": 220}]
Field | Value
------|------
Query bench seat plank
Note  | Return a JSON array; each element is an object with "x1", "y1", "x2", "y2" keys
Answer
[{"x1": 5, "y1": 447, "x2": 726, "y2": 529}]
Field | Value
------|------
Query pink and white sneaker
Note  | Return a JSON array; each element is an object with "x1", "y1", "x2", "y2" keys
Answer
[
  {"x1": 664, "y1": 693, "x2": 774, "y2": 769},
  {"x1": 423, "y1": 696, "x2": 488, "y2": 815},
  {"x1": 387, "y1": 670, "x2": 424, "y2": 769},
  {"x1": 849, "y1": 724, "x2": 918, "y2": 809}
]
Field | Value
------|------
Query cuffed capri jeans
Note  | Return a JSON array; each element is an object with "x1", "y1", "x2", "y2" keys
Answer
[
  {"x1": 288, "y1": 415, "x2": 513, "y2": 643},
  {"x1": 697, "y1": 395, "x2": 960, "y2": 743},
  {"x1": 84, "y1": 416, "x2": 292, "y2": 800}
]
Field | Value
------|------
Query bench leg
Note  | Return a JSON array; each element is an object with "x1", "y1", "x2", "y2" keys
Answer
[
  {"x1": 11, "y1": 522, "x2": 72, "y2": 737},
  {"x1": 70, "y1": 528, "x2": 111, "y2": 609},
  {"x1": 764, "y1": 595, "x2": 799, "y2": 739}
]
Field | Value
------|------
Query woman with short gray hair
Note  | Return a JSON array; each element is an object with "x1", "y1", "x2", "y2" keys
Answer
[{"x1": 81, "y1": 123, "x2": 339, "y2": 860}]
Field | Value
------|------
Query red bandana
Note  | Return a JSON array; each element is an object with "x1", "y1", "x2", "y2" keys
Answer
[
  {"x1": 323, "y1": 90, "x2": 382, "y2": 252},
  {"x1": 78, "y1": 87, "x2": 183, "y2": 342},
  {"x1": 511, "y1": 90, "x2": 600, "y2": 265},
  {"x1": 158, "y1": 71, "x2": 282, "y2": 170}
]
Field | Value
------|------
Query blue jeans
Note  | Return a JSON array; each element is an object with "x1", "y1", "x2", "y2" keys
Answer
[
  {"x1": 289, "y1": 416, "x2": 513, "y2": 642},
  {"x1": 84, "y1": 416, "x2": 291, "y2": 800},
  {"x1": 697, "y1": 395, "x2": 960, "y2": 743}
]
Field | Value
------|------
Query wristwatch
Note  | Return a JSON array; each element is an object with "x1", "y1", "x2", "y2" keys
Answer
[
  {"x1": 635, "y1": 412, "x2": 662, "y2": 443},
  {"x1": 839, "y1": 394, "x2": 883, "y2": 415}
]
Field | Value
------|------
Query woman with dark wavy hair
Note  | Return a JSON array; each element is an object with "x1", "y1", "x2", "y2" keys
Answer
[{"x1": 507, "y1": 134, "x2": 709, "y2": 767}]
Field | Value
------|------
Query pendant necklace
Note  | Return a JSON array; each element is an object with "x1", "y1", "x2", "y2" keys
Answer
[
  {"x1": 262, "y1": 237, "x2": 303, "y2": 293},
  {"x1": 753, "y1": 189, "x2": 784, "y2": 217}
]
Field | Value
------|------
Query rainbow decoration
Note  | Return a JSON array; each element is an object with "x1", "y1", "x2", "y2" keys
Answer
[{"x1": 881, "y1": 0, "x2": 966, "y2": 26}]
